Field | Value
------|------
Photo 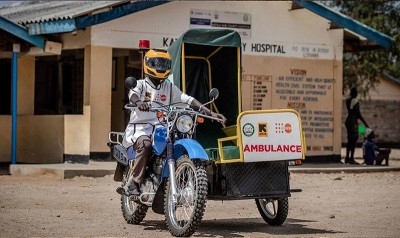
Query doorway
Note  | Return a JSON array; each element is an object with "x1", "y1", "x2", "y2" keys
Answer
[{"x1": 111, "y1": 49, "x2": 142, "y2": 133}]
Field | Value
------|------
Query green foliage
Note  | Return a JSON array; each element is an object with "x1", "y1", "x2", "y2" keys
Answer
[{"x1": 327, "y1": 1, "x2": 400, "y2": 97}]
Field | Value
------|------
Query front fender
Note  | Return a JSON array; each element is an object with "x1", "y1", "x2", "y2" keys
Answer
[
  {"x1": 174, "y1": 138, "x2": 209, "y2": 161},
  {"x1": 161, "y1": 139, "x2": 208, "y2": 179}
]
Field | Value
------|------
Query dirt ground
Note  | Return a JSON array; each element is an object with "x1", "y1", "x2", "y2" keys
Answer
[{"x1": 1, "y1": 171, "x2": 399, "y2": 238}]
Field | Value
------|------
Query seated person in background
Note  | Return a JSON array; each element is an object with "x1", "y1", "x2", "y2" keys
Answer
[{"x1": 362, "y1": 128, "x2": 390, "y2": 166}]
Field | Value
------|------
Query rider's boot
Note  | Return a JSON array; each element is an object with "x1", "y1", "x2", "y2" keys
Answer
[
  {"x1": 116, "y1": 182, "x2": 140, "y2": 196},
  {"x1": 128, "y1": 182, "x2": 142, "y2": 202},
  {"x1": 116, "y1": 170, "x2": 141, "y2": 196}
]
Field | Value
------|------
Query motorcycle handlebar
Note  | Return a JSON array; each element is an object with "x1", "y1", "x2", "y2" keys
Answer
[
  {"x1": 124, "y1": 104, "x2": 225, "y2": 123},
  {"x1": 198, "y1": 113, "x2": 226, "y2": 123},
  {"x1": 124, "y1": 104, "x2": 166, "y2": 112},
  {"x1": 124, "y1": 104, "x2": 136, "y2": 109}
]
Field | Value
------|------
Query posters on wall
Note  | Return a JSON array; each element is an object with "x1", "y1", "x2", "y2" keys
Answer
[{"x1": 242, "y1": 57, "x2": 337, "y2": 156}]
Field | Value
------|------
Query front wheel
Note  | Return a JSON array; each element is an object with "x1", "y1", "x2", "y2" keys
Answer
[
  {"x1": 120, "y1": 166, "x2": 148, "y2": 224},
  {"x1": 164, "y1": 156, "x2": 208, "y2": 237},
  {"x1": 255, "y1": 197, "x2": 288, "y2": 226}
]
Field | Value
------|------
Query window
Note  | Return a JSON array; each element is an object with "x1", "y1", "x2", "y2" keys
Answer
[{"x1": 35, "y1": 49, "x2": 84, "y2": 115}]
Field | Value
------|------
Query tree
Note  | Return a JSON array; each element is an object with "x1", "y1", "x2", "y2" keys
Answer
[{"x1": 328, "y1": 1, "x2": 400, "y2": 97}]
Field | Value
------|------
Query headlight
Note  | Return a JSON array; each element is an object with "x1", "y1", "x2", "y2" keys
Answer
[{"x1": 176, "y1": 115, "x2": 193, "y2": 133}]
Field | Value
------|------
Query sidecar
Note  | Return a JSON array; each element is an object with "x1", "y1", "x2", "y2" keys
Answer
[{"x1": 168, "y1": 29, "x2": 306, "y2": 225}]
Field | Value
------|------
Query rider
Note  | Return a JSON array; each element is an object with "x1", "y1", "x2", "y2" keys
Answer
[{"x1": 117, "y1": 49, "x2": 226, "y2": 197}]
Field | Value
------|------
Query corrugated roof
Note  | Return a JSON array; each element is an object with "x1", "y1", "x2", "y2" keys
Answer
[
  {"x1": 0, "y1": 1, "x2": 393, "y2": 51},
  {"x1": 0, "y1": 1, "x2": 128, "y2": 26},
  {"x1": 0, "y1": 16, "x2": 45, "y2": 49}
]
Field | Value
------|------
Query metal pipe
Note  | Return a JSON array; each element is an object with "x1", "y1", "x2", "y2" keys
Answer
[{"x1": 11, "y1": 45, "x2": 19, "y2": 164}]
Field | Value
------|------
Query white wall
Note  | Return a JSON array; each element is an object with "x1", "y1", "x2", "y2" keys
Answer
[{"x1": 91, "y1": 1, "x2": 343, "y2": 59}]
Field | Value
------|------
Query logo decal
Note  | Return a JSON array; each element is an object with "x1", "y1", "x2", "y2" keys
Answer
[
  {"x1": 275, "y1": 123, "x2": 292, "y2": 134},
  {"x1": 284, "y1": 123, "x2": 292, "y2": 133},
  {"x1": 242, "y1": 123, "x2": 255, "y2": 137},
  {"x1": 258, "y1": 123, "x2": 268, "y2": 137},
  {"x1": 160, "y1": 95, "x2": 167, "y2": 102}
]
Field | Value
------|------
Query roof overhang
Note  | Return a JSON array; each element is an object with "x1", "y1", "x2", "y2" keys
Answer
[
  {"x1": 27, "y1": 1, "x2": 168, "y2": 35},
  {"x1": 0, "y1": 16, "x2": 45, "y2": 49},
  {"x1": 28, "y1": 19, "x2": 76, "y2": 35},
  {"x1": 381, "y1": 71, "x2": 400, "y2": 86},
  {"x1": 291, "y1": 0, "x2": 394, "y2": 51}
]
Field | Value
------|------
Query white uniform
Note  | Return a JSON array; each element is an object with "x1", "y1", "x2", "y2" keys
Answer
[{"x1": 122, "y1": 77, "x2": 194, "y2": 147}]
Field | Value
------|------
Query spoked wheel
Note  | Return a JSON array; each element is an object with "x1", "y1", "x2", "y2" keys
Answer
[
  {"x1": 164, "y1": 155, "x2": 208, "y2": 237},
  {"x1": 120, "y1": 166, "x2": 148, "y2": 224},
  {"x1": 255, "y1": 197, "x2": 288, "y2": 226}
]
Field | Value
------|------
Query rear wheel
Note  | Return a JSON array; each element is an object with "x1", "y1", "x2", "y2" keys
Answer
[
  {"x1": 120, "y1": 166, "x2": 148, "y2": 224},
  {"x1": 164, "y1": 156, "x2": 208, "y2": 237},
  {"x1": 255, "y1": 197, "x2": 288, "y2": 226}
]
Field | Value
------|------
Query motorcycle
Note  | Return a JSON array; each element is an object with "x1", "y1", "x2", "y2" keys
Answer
[
  {"x1": 108, "y1": 77, "x2": 225, "y2": 237},
  {"x1": 109, "y1": 29, "x2": 306, "y2": 237}
]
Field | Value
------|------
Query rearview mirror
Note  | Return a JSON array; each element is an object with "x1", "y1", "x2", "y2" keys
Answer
[
  {"x1": 209, "y1": 88, "x2": 219, "y2": 101},
  {"x1": 125, "y1": 77, "x2": 137, "y2": 89}
]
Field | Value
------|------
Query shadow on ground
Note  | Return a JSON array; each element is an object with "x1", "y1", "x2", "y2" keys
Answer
[{"x1": 141, "y1": 217, "x2": 345, "y2": 237}]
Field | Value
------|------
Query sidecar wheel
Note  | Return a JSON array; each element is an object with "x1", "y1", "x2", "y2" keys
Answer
[
  {"x1": 255, "y1": 197, "x2": 288, "y2": 226},
  {"x1": 164, "y1": 155, "x2": 208, "y2": 237},
  {"x1": 120, "y1": 166, "x2": 148, "y2": 224}
]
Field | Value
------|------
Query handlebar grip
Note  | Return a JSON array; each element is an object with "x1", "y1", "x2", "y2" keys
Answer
[{"x1": 124, "y1": 104, "x2": 137, "y2": 109}]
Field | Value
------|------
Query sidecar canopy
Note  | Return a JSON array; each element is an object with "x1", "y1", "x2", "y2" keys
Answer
[{"x1": 168, "y1": 29, "x2": 242, "y2": 149}]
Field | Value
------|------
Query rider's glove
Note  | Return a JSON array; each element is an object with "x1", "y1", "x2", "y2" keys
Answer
[{"x1": 135, "y1": 100, "x2": 150, "y2": 112}]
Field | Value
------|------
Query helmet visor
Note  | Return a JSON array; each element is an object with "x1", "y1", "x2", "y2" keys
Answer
[{"x1": 146, "y1": 57, "x2": 171, "y2": 72}]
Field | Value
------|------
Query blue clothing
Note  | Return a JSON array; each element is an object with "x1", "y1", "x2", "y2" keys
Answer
[{"x1": 363, "y1": 139, "x2": 378, "y2": 165}]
